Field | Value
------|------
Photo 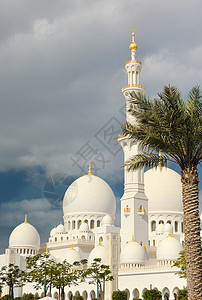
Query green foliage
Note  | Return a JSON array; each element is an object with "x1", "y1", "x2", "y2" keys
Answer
[
  {"x1": 142, "y1": 289, "x2": 162, "y2": 300},
  {"x1": 72, "y1": 296, "x2": 83, "y2": 300},
  {"x1": 0, "y1": 264, "x2": 25, "y2": 300},
  {"x1": 177, "y1": 289, "x2": 188, "y2": 300},
  {"x1": 0, "y1": 295, "x2": 9, "y2": 300},
  {"x1": 133, "y1": 298, "x2": 142, "y2": 300},
  {"x1": 82, "y1": 258, "x2": 113, "y2": 300},
  {"x1": 112, "y1": 290, "x2": 127, "y2": 300},
  {"x1": 172, "y1": 250, "x2": 186, "y2": 278}
]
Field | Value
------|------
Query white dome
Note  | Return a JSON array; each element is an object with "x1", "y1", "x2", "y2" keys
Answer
[
  {"x1": 9, "y1": 219, "x2": 40, "y2": 249},
  {"x1": 102, "y1": 214, "x2": 113, "y2": 226},
  {"x1": 156, "y1": 223, "x2": 164, "y2": 234},
  {"x1": 88, "y1": 244, "x2": 105, "y2": 265},
  {"x1": 63, "y1": 174, "x2": 116, "y2": 216},
  {"x1": 120, "y1": 239, "x2": 146, "y2": 265},
  {"x1": 144, "y1": 167, "x2": 182, "y2": 212},
  {"x1": 62, "y1": 247, "x2": 82, "y2": 264},
  {"x1": 57, "y1": 223, "x2": 65, "y2": 234},
  {"x1": 157, "y1": 235, "x2": 183, "y2": 261},
  {"x1": 79, "y1": 222, "x2": 89, "y2": 232},
  {"x1": 164, "y1": 223, "x2": 173, "y2": 234},
  {"x1": 50, "y1": 227, "x2": 57, "y2": 237}
]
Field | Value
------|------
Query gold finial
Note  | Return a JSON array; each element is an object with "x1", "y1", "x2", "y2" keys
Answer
[
  {"x1": 45, "y1": 247, "x2": 48, "y2": 253},
  {"x1": 99, "y1": 239, "x2": 103, "y2": 246},
  {"x1": 131, "y1": 235, "x2": 135, "y2": 242},
  {"x1": 168, "y1": 230, "x2": 172, "y2": 237},
  {"x1": 143, "y1": 245, "x2": 146, "y2": 250},
  {"x1": 158, "y1": 151, "x2": 162, "y2": 167},
  {"x1": 129, "y1": 29, "x2": 137, "y2": 51},
  {"x1": 88, "y1": 160, "x2": 92, "y2": 175},
  {"x1": 71, "y1": 244, "x2": 74, "y2": 250},
  {"x1": 24, "y1": 215, "x2": 28, "y2": 224}
]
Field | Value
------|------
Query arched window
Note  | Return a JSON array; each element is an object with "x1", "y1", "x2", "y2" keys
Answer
[
  {"x1": 175, "y1": 221, "x2": 178, "y2": 232},
  {"x1": 159, "y1": 220, "x2": 164, "y2": 224},
  {"x1": 55, "y1": 237, "x2": 57, "y2": 242},
  {"x1": 82, "y1": 290, "x2": 88, "y2": 300},
  {"x1": 167, "y1": 220, "x2": 171, "y2": 224},
  {"x1": 78, "y1": 220, "x2": 82, "y2": 229},
  {"x1": 99, "y1": 237, "x2": 103, "y2": 244},
  {"x1": 97, "y1": 220, "x2": 101, "y2": 227},
  {"x1": 90, "y1": 220, "x2": 95, "y2": 229},
  {"x1": 151, "y1": 221, "x2": 156, "y2": 231},
  {"x1": 68, "y1": 221, "x2": 71, "y2": 230},
  {"x1": 133, "y1": 288, "x2": 139, "y2": 298},
  {"x1": 81, "y1": 235, "x2": 86, "y2": 240},
  {"x1": 181, "y1": 222, "x2": 184, "y2": 233},
  {"x1": 153, "y1": 240, "x2": 155, "y2": 246},
  {"x1": 72, "y1": 220, "x2": 76, "y2": 230}
]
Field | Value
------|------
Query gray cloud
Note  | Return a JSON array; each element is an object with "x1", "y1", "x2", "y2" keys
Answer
[{"x1": 0, "y1": 0, "x2": 202, "y2": 178}]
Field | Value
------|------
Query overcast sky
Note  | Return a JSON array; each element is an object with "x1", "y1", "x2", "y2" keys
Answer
[{"x1": 0, "y1": 0, "x2": 201, "y2": 252}]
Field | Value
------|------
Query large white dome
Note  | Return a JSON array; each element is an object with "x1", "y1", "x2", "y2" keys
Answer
[
  {"x1": 9, "y1": 219, "x2": 40, "y2": 249},
  {"x1": 120, "y1": 238, "x2": 146, "y2": 265},
  {"x1": 62, "y1": 247, "x2": 82, "y2": 264},
  {"x1": 63, "y1": 174, "x2": 116, "y2": 216},
  {"x1": 88, "y1": 244, "x2": 105, "y2": 265},
  {"x1": 157, "y1": 234, "x2": 183, "y2": 261},
  {"x1": 144, "y1": 167, "x2": 182, "y2": 212}
]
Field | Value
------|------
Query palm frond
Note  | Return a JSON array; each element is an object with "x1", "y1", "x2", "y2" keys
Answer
[{"x1": 124, "y1": 152, "x2": 169, "y2": 171}]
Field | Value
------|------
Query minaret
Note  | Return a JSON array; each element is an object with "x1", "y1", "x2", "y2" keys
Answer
[{"x1": 118, "y1": 30, "x2": 148, "y2": 253}]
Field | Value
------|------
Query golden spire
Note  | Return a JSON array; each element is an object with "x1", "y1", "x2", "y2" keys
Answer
[
  {"x1": 88, "y1": 160, "x2": 92, "y2": 175},
  {"x1": 143, "y1": 245, "x2": 146, "y2": 250},
  {"x1": 168, "y1": 230, "x2": 172, "y2": 237},
  {"x1": 24, "y1": 214, "x2": 28, "y2": 224},
  {"x1": 99, "y1": 239, "x2": 103, "y2": 246},
  {"x1": 45, "y1": 247, "x2": 48, "y2": 253},
  {"x1": 71, "y1": 244, "x2": 74, "y2": 250},
  {"x1": 129, "y1": 29, "x2": 137, "y2": 51},
  {"x1": 158, "y1": 151, "x2": 162, "y2": 167},
  {"x1": 131, "y1": 235, "x2": 135, "y2": 242}
]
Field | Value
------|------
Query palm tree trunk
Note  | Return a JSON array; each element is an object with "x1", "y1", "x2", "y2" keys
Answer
[{"x1": 181, "y1": 167, "x2": 202, "y2": 299}]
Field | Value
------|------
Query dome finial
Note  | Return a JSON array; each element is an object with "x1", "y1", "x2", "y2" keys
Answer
[
  {"x1": 129, "y1": 28, "x2": 137, "y2": 51},
  {"x1": 88, "y1": 160, "x2": 92, "y2": 175},
  {"x1": 131, "y1": 235, "x2": 135, "y2": 242},
  {"x1": 168, "y1": 230, "x2": 172, "y2": 237},
  {"x1": 45, "y1": 246, "x2": 48, "y2": 253},
  {"x1": 24, "y1": 214, "x2": 28, "y2": 224},
  {"x1": 158, "y1": 151, "x2": 162, "y2": 167},
  {"x1": 99, "y1": 239, "x2": 103, "y2": 246},
  {"x1": 71, "y1": 244, "x2": 74, "y2": 250}
]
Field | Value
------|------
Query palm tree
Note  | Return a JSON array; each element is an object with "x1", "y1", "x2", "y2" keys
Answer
[{"x1": 122, "y1": 85, "x2": 202, "y2": 300}]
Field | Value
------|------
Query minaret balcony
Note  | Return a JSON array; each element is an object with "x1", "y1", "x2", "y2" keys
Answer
[
  {"x1": 125, "y1": 59, "x2": 142, "y2": 65},
  {"x1": 122, "y1": 84, "x2": 145, "y2": 92}
]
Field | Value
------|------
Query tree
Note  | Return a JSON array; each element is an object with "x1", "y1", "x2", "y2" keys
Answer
[
  {"x1": 112, "y1": 291, "x2": 127, "y2": 300},
  {"x1": 82, "y1": 258, "x2": 113, "y2": 300},
  {"x1": 122, "y1": 85, "x2": 202, "y2": 299},
  {"x1": 25, "y1": 253, "x2": 56, "y2": 297},
  {"x1": 51, "y1": 260, "x2": 82, "y2": 300},
  {"x1": 177, "y1": 288, "x2": 188, "y2": 300},
  {"x1": 142, "y1": 289, "x2": 162, "y2": 300},
  {"x1": 0, "y1": 264, "x2": 25, "y2": 300},
  {"x1": 172, "y1": 250, "x2": 186, "y2": 278}
]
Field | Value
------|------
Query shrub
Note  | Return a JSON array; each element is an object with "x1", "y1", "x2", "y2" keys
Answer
[
  {"x1": 73, "y1": 296, "x2": 83, "y2": 300},
  {"x1": 112, "y1": 290, "x2": 127, "y2": 300},
  {"x1": 177, "y1": 289, "x2": 188, "y2": 300},
  {"x1": 133, "y1": 298, "x2": 142, "y2": 300},
  {"x1": 0, "y1": 295, "x2": 9, "y2": 300},
  {"x1": 142, "y1": 289, "x2": 162, "y2": 300}
]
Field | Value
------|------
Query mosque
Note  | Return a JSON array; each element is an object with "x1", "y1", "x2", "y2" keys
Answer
[{"x1": 0, "y1": 31, "x2": 192, "y2": 300}]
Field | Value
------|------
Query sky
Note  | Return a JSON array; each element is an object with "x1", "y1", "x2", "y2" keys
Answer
[{"x1": 0, "y1": 0, "x2": 201, "y2": 252}]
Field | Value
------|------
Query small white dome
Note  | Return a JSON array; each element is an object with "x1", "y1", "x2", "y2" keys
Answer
[
  {"x1": 88, "y1": 244, "x2": 105, "y2": 265},
  {"x1": 156, "y1": 223, "x2": 164, "y2": 234},
  {"x1": 57, "y1": 223, "x2": 65, "y2": 234},
  {"x1": 157, "y1": 234, "x2": 183, "y2": 261},
  {"x1": 50, "y1": 227, "x2": 57, "y2": 237},
  {"x1": 120, "y1": 238, "x2": 146, "y2": 265},
  {"x1": 63, "y1": 174, "x2": 116, "y2": 217},
  {"x1": 164, "y1": 223, "x2": 173, "y2": 234},
  {"x1": 79, "y1": 222, "x2": 89, "y2": 232},
  {"x1": 9, "y1": 218, "x2": 40, "y2": 249},
  {"x1": 145, "y1": 167, "x2": 182, "y2": 213},
  {"x1": 102, "y1": 214, "x2": 113, "y2": 226},
  {"x1": 62, "y1": 246, "x2": 82, "y2": 264}
]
